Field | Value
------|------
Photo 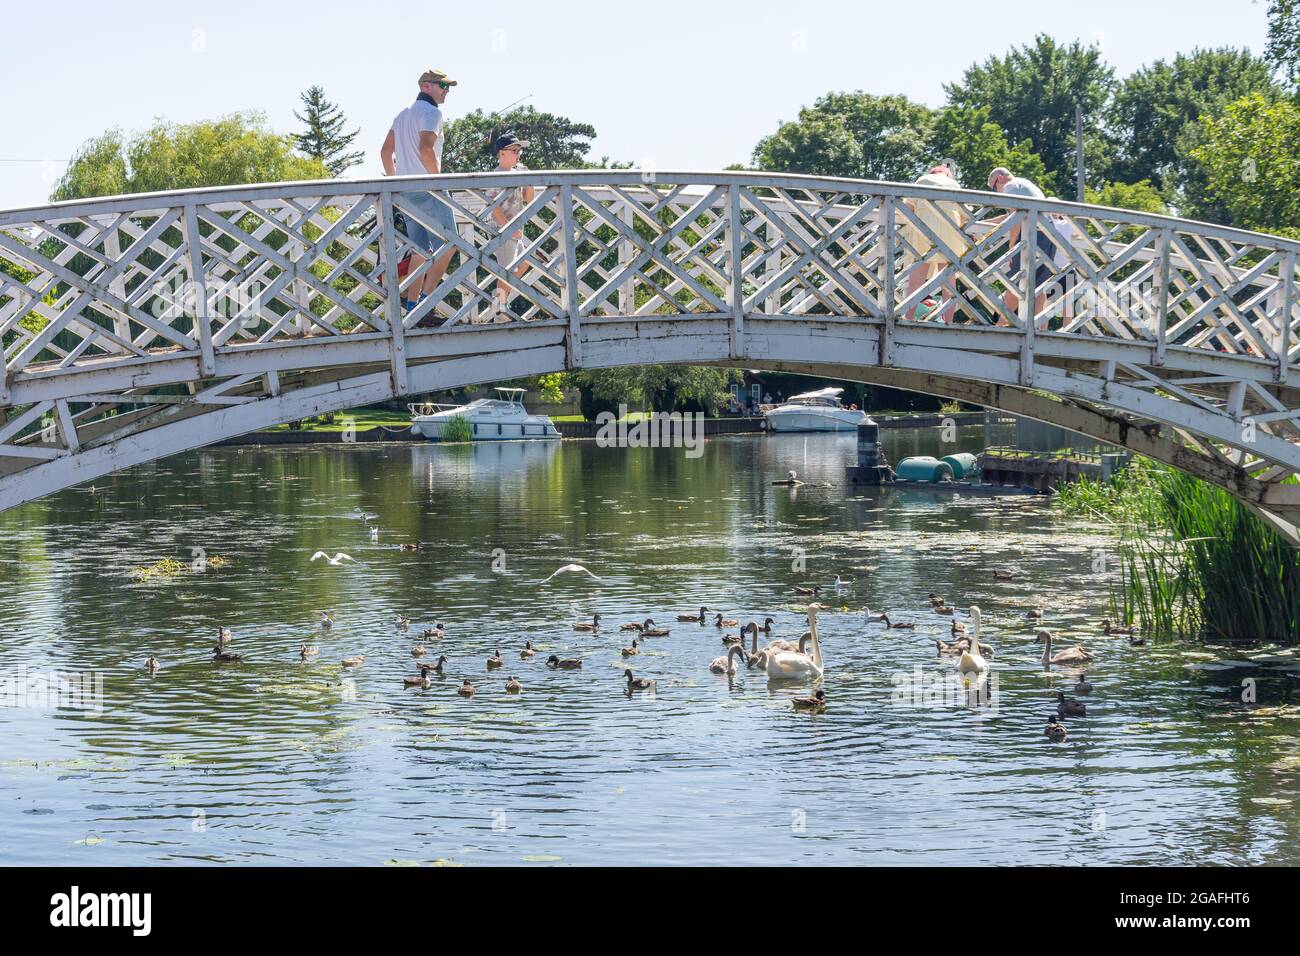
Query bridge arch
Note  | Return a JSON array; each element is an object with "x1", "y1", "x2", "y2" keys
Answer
[{"x1": 1, "y1": 171, "x2": 1297, "y2": 537}]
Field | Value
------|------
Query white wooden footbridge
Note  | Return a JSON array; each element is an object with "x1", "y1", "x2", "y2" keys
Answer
[{"x1": 2, "y1": 170, "x2": 1299, "y2": 539}]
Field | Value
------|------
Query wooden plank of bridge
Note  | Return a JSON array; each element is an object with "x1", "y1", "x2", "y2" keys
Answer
[
  {"x1": 379, "y1": 190, "x2": 409, "y2": 397},
  {"x1": 728, "y1": 184, "x2": 744, "y2": 359},
  {"x1": 880, "y1": 196, "x2": 896, "y2": 368},
  {"x1": 1018, "y1": 209, "x2": 1037, "y2": 387},
  {"x1": 183, "y1": 202, "x2": 216, "y2": 377},
  {"x1": 561, "y1": 183, "x2": 582, "y2": 367}
]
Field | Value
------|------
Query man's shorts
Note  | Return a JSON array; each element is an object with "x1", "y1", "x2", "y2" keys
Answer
[
  {"x1": 494, "y1": 236, "x2": 523, "y2": 271},
  {"x1": 1009, "y1": 227, "x2": 1058, "y2": 290},
  {"x1": 402, "y1": 190, "x2": 456, "y2": 257}
]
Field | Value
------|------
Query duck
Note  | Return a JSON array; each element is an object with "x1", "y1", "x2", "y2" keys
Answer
[
  {"x1": 721, "y1": 631, "x2": 745, "y2": 647},
  {"x1": 1074, "y1": 673, "x2": 1093, "y2": 695},
  {"x1": 933, "y1": 604, "x2": 955, "y2": 616},
  {"x1": 935, "y1": 637, "x2": 966, "y2": 657},
  {"x1": 1037, "y1": 631, "x2": 1094, "y2": 667},
  {"x1": 772, "y1": 469, "x2": 804, "y2": 486},
  {"x1": 883, "y1": 614, "x2": 914, "y2": 629},
  {"x1": 420, "y1": 623, "x2": 445, "y2": 639},
  {"x1": 621, "y1": 640, "x2": 639, "y2": 657},
  {"x1": 928, "y1": 593, "x2": 947, "y2": 608},
  {"x1": 212, "y1": 646, "x2": 243, "y2": 663},
  {"x1": 505, "y1": 676, "x2": 523, "y2": 694},
  {"x1": 319, "y1": 611, "x2": 334, "y2": 628},
  {"x1": 639, "y1": 619, "x2": 670, "y2": 637},
  {"x1": 411, "y1": 645, "x2": 426, "y2": 657},
  {"x1": 145, "y1": 656, "x2": 161, "y2": 673},
  {"x1": 340, "y1": 655, "x2": 365, "y2": 668},
  {"x1": 425, "y1": 655, "x2": 448, "y2": 675},
  {"x1": 624, "y1": 669, "x2": 656, "y2": 691},
  {"x1": 486, "y1": 649, "x2": 504, "y2": 670},
  {"x1": 395, "y1": 615, "x2": 410, "y2": 630},
  {"x1": 758, "y1": 617, "x2": 777, "y2": 634},
  {"x1": 572, "y1": 613, "x2": 602, "y2": 632},
  {"x1": 793, "y1": 585, "x2": 820, "y2": 597},
  {"x1": 619, "y1": 620, "x2": 646, "y2": 631},
  {"x1": 300, "y1": 644, "x2": 320, "y2": 660},
  {"x1": 1102, "y1": 619, "x2": 1136, "y2": 636},
  {"x1": 677, "y1": 606, "x2": 708, "y2": 623},
  {"x1": 1026, "y1": 608, "x2": 1045, "y2": 621},
  {"x1": 1129, "y1": 634, "x2": 1147, "y2": 647},
  {"x1": 1044, "y1": 716, "x2": 1068, "y2": 742},
  {"x1": 791, "y1": 689, "x2": 827, "y2": 712},
  {"x1": 217, "y1": 626, "x2": 234, "y2": 645},
  {"x1": 1056, "y1": 690, "x2": 1087, "y2": 717},
  {"x1": 520, "y1": 641, "x2": 537, "y2": 659},
  {"x1": 956, "y1": 607, "x2": 989, "y2": 676},
  {"x1": 403, "y1": 665, "x2": 433, "y2": 687},
  {"x1": 714, "y1": 612, "x2": 740, "y2": 628},
  {"x1": 950, "y1": 619, "x2": 968, "y2": 635},
  {"x1": 992, "y1": 569, "x2": 1014, "y2": 581},
  {"x1": 709, "y1": 644, "x2": 745, "y2": 675},
  {"x1": 547, "y1": 655, "x2": 583, "y2": 669},
  {"x1": 764, "y1": 606, "x2": 825, "y2": 682},
  {"x1": 457, "y1": 679, "x2": 475, "y2": 697},
  {"x1": 399, "y1": 543, "x2": 419, "y2": 553}
]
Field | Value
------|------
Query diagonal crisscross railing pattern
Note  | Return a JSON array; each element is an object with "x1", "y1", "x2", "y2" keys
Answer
[{"x1": 1, "y1": 170, "x2": 1298, "y2": 538}]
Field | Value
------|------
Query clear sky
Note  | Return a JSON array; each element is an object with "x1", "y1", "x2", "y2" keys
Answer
[{"x1": 0, "y1": 0, "x2": 1274, "y2": 210}]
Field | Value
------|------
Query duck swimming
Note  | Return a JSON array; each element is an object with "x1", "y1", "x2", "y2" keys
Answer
[
  {"x1": 505, "y1": 676, "x2": 523, "y2": 694},
  {"x1": 145, "y1": 656, "x2": 161, "y2": 673},
  {"x1": 457, "y1": 679, "x2": 475, "y2": 697},
  {"x1": 1044, "y1": 716, "x2": 1068, "y2": 742},
  {"x1": 1057, "y1": 691, "x2": 1087, "y2": 717},
  {"x1": 573, "y1": 613, "x2": 602, "y2": 632},
  {"x1": 486, "y1": 649, "x2": 504, "y2": 669},
  {"x1": 639, "y1": 619, "x2": 670, "y2": 637},
  {"x1": 213, "y1": 646, "x2": 243, "y2": 663},
  {"x1": 520, "y1": 641, "x2": 537, "y2": 659},
  {"x1": 791, "y1": 689, "x2": 827, "y2": 712},
  {"x1": 301, "y1": 645, "x2": 320, "y2": 660},
  {"x1": 340, "y1": 655, "x2": 365, "y2": 668},
  {"x1": 546, "y1": 655, "x2": 583, "y2": 669},
  {"x1": 403, "y1": 665, "x2": 433, "y2": 687},
  {"x1": 621, "y1": 640, "x2": 640, "y2": 657},
  {"x1": 714, "y1": 613, "x2": 740, "y2": 628},
  {"x1": 677, "y1": 606, "x2": 708, "y2": 623},
  {"x1": 624, "y1": 669, "x2": 656, "y2": 691}
]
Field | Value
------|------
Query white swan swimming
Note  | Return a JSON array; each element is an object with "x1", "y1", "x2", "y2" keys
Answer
[
  {"x1": 709, "y1": 644, "x2": 745, "y2": 675},
  {"x1": 957, "y1": 606, "x2": 989, "y2": 676},
  {"x1": 765, "y1": 604, "x2": 825, "y2": 681}
]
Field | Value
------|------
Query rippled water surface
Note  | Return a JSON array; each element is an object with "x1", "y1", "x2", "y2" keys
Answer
[{"x1": 1, "y1": 430, "x2": 1298, "y2": 865}]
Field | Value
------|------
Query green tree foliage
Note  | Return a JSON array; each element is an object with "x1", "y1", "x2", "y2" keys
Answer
[
  {"x1": 930, "y1": 105, "x2": 1048, "y2": 189},
  {"x1": 1108, "y1": 48, "x2": 1280, "y2": 195},
  {"x1": 442, "y1": 106, "x2": 597, "y2": 173},
  {"x1": 752, "y1": 92, "x2": 936, "y2": 181},
  {"x1": 52, "y1": 112, "x2": 328, "y2": 201},
  {"x1": 1266, "y1": 0, "x2": 1300, "y2": 90},
  {"x1": 945, "y1": 34, "x2": 1114, "y2": 191},
  {"x1": 1186, "y1": 93, "x2": 1300, "y2": 237},
  {"x1": 572, "y1": 367, "x2": 741, "y2": 417},
  {"x1": 292, "y1": 85, "x2": 364, "y2": 176},
  {"x1": 1084, "y1": 179, "x2": 1169, "y2": 215}
]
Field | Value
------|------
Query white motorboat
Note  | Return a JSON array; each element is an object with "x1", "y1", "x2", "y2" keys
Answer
[
  {"x1": 409, "y1": 388, "x2": 560, "y2": 441},
  {"x1": 762, "y1": 387, "x2": 866, "y2": 432}
]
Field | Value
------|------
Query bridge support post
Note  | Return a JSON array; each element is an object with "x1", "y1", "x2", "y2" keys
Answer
[
  {"x1": 728, "y1": 185, "x2": 744, "y2": 359},
  {"x1": 1018, "y1": 209, "x2": 1037, "y2": 387},
  {"x1": 379, "y1": 190, "x2": 409, "y2": 397},
  {"x1": 1281, "y1": 251, "x2": 1295, "y2": 385},
  {"x1": 880, "y1": 197, "x2": 896, "y2": 368},
  {"x1": 560, "y1": 183, "x2": 582, "y2": 367},
  {"x1": 182, "y1": 202, "x2": 215, "y2": 377},
  {"x1": 1154, "y1": 228, "x2": 1172, "y2": 366}
]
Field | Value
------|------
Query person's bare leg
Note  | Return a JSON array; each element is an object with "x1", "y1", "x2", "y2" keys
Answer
[
  {"x1": 904, "y1": 262, "x2": 935, "y2": 320},
  {"x1": 422, "y1": 247, "x2": 454, "y2": 296},
  {"x1": 401, "y1": 253, "x2": 426, "y2": 303}
]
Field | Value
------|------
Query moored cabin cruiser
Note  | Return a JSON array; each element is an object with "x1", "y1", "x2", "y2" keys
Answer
[
  {"x1": 762, "y1": 387, "x2": 866, "y2": 432},
  {"x1": 409, "y1": 388, "x2": 560, "y2": 441}
]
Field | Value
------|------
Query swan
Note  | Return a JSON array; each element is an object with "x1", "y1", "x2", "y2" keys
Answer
[
  {"x1": 766, "y1": 605, "x2": 825, "y2": 681},
  {"x1": 311, "y1": 552, "x2": 356, "y2": 565},
  {"x1": 709, "y1": 644, "x2": 745, "y2": 675},
  {"x1": 1038, "y1": 631, "x2": 1094, "y2": 667},
  {"x1": 541, "y1": 563, "x2": 602, "y2": 583},
  {"x1": 957, "y1": 607, "x2": 989, "y2": 676}
]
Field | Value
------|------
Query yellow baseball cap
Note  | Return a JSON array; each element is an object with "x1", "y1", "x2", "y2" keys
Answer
[{"x1": 418, "y1": 69, "x2": 457, "y2": 86}]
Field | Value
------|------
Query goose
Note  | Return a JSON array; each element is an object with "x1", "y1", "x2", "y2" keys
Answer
[
  {"x1": 300, "y1": 645, "x2": 320, "y2": 660},
  {"x1": 395, "y1": 615, "x2": 410, "y2": 630},
  {"x1": 411, "y1": 645, "x2": 426, "y2": 657},
  {"x1": 541, "y1": 563, "x2": 602, "y2": 583},
  {"x1": 520, "y1": 641, "x2": 537, "y2": 659},
  {"x1": 457, "y1": 679, "x2": 476, "y2": 697},
  {"x1": 765, "y1": 606, "x2": 825, "y2": 681},
  {"x1": 639, "y1": 619, "x2": 670, "y2": 637},
  {"x1": 624, "y1": 669, "x2": 656, "y2": 691},
  {"x1": 621, "y1": 640, "x2": 640, "y2": 657},
  {"x1": 1074, "y1": 673, "x2": 1093, "y2": 695},
  {"x1": 772, "y1": 470, "x2": 804, "y2": 486},
  {"x1": 573, "y1": 613, "x2": 602, "y2": 632},
  {"x1": 793, "y1": 585, "x2": 820, "y2": 597},
  {"x1": 505, "y1": 676, "x2": 523, "y2": 694},
  {"x1": 1044, "y1": 716, "x2": 1068, "y2": 742},
  {"x1": 403, "y1": 665, "x2": 433, "y2": 687},
  {"x1": 1102, "y1": 619, "x2": 1136, "y2": 636},
  {"x1": 212, "y1": 646, "x2": 242, "y2": 663},
  {"x1": 217, "y1": 626, "x2": 234, "y2": 645},
  {"x1": 714, "y1": 613, "x2": 740, "y2": 628},
  {"x1": 319, "y1": 611, "x2": 334, "y2": 628},
  {"x1": 340, "y1": 655, "x2": 365, "y2": 668},
  {"x1": 145, "y1": 656, "x2": 161, "y2": 673},
  {"x1": 792, "y1": 689, "x2": 827, "y2": 712},
  {"x1": 311, "y1": 552, "x2": 356, "y2": 565},
  {"x1": 709, "y1": 645, "x2": 745, "y2": 675},
  {"x1": 1037, "y1": 631, "x2": 1094, "y2": 667},
  {"x1": 677, "y1": 606, "x2": 708, "y2": 623},
  {"x1": 546, "y1": 655, "x2": 583, "y2": 669},
  {"x1": 486, "y1": 649, "x2": 504, "y2": 670},
  {"x1": 956, "y1": 607, "x2": 989, "y2": 676},
  {"x1": 1057, "y1": 690, "x2": 1087, "y2": 717}
]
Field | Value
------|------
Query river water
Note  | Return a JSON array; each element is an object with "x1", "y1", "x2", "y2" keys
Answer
[{"x1": 1, "y1": 428, "x2": 1297, "y2": 865}]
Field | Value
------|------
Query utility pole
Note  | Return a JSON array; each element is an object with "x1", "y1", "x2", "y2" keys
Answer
[{"x1": 1075, "y1": 104, "x2": 1086, "y2": 202}]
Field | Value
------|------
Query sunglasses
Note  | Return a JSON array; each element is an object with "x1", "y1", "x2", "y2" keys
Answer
[{"x1": 437, "y1": 81, "x2": 452, "y2": 91}]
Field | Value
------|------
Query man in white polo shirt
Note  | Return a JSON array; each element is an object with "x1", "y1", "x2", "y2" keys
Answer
[{"x1": 379, "y1": 68, "x2": 458, "y2": 318}]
